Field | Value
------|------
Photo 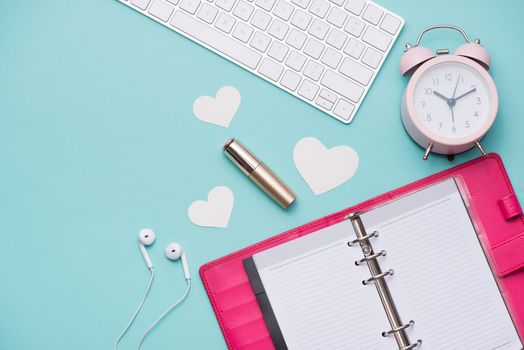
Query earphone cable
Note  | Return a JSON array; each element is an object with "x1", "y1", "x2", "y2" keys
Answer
[
  {"x1": 114, "y1": 267, "x2": 155, "y2": 350},
  {"x1": 137, "y1": 278, "x2": 192, "y2": 350}
]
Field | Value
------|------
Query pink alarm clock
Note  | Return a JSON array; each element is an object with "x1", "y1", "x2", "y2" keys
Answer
[{"x1": 400, "y1": 25, "x2": 498, "y2": 160}]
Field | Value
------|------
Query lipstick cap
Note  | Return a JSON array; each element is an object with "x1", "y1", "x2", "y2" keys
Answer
[{"x1": 223, "y1": 138, "x2": 296, "y2": 209}]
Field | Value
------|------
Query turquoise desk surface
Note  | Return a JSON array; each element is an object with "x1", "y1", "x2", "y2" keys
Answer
[{"x1": 1, "y1": 0, "x2": 523, "y2": 349}]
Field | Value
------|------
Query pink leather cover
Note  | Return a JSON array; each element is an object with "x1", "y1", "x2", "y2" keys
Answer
[{"x1": 200, "y1": 154, "x2": 524, "y2": 349}]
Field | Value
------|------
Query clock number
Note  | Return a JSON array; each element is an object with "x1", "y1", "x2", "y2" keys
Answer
[
  {"x1": 421, "y1": 101, "x2": 426, "y2": 108},
  {"x1": 460, "y1": 76, "x2": 465, "y2": 83},
  {"x1": 426, "y1": 114, "x2": 432, "y2": 121},
  {"x1": 474, "y1": 111, "x2": 479, "y2": 118},
  {"x1": 452, "y1": 126, "x2": 457, "y2": 133},
  {"x1": 432, "y1": 78, "x2": 439, "y2": 86},
  {"x1": 465, "y1": 120, "x2": 471, "y2": 128},
  {"x1": 438, "y1": 122, "x2": 443, "y2": 130},
  {"x1": 476, "y1": 97, "x2": 481, "y2": 105},
  {"x1": 425, "y1": 88, "x2": 432, "y2": 95},
  {"x1": 445, "y1": 73, "x2": 452, "y2": 81}
]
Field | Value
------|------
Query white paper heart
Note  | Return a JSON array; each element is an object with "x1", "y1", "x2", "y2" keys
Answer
[
  {"x1": 192, "y1": 86, "x2": 241, "y2": 128},
  {"x1": 293, "y1": 137, "x2": 359, "y2": 195},
  {"x1": 188, "y1": 186, "x2": 234, "y2": 228}
]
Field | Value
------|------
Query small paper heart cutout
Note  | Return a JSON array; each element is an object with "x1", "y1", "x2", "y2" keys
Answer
[
  {"x1": 188, "y1": 186, "x2": 234, "y2": 228},
  {"x1": 293, "y1": 137, "x2": 359, "y2": 195},
  {"x1": 193, "y1": 86, "x2": 241, "y2": 128}
]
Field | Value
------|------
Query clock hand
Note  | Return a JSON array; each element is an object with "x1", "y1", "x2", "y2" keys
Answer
[
  {"x1": 454, "y1": 87, "x2": 477, "y2": 102},
  {"x1": 433, "y1": 90, "x2": 451, "y2": 103},
  {"x1": 452, "y1": 74, "x2": 461, "y2": 99},
  {"x1": 451, "y1": 105, "x2": 455, "y2": 124}
]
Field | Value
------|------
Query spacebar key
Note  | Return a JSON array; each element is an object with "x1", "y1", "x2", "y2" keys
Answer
[{"x1": 170, "y1": 11, "x2": 262, "y2": 70}]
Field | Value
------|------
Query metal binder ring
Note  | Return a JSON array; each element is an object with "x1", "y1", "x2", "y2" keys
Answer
[
  {"x1": 347, "y1": 231, "x2": 379, "y2": 246},
  {"x1": 355, "y1": 250, "x2": 387, "y2": 266},
  {"x1": 362, "y1": 269, "x2": 394, "y2": 285},
  {"x1": 382, "y1": 320, "x2": 415, "y2": 337},
  {"x1": 400, "y1": 340, "x2": 422, "y2": 350}
]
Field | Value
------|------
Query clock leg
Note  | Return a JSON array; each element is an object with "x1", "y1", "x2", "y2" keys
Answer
[
  {"x1": 423, "y1": 143, "x2": 434, "y2": 160},
  {"x1": 475, "y1": 141, "x2": 487, "y2": 156}
]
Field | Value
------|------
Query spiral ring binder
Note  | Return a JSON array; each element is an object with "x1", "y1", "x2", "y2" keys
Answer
[
  {"x1": 363, "y1": 269, "x2": 394, "y2": 285},
  {"x1": 401, "y1": 340, "x2": 423, "y2": 350},
  {"x1": 345, "y1": 212, "x2": 422, "y2": 350},
  {"x1": 347, "y1": 231, "x2": 379, "y2": 246},
  {"x1": 355, "y1": 250, "x2": 387, "y2": 266},
  {"x1": 382, "y1": 320, "x2": 415, "y2": 337}
]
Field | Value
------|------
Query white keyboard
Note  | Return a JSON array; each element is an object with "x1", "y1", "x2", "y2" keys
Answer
[{"x1": 119, "y1": 0, "x2": 403, "y2": 123}]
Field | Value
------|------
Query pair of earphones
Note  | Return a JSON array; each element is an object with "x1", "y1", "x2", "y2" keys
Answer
[{"x1": 114, "y1": 228, "x2": 191, "y2": 350}]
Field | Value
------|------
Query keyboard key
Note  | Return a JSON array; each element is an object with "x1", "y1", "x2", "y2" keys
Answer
[
  {"x1": 321, "y1": 48, "x2": 342, "y2": 69},
  {"x1": 255, "y1": 0, "x2": 276, "y2": 11},
  {"x1": 286, "y1": 29, "x2": 307, "y2": 50},
  {"x1": 344, "y1": 0, "x2": 365, "y2": 15},
  {"x1": 320, "y1": 70, "x2": 363, "y2": 102},
  {"x1": 344, "y1": 16, "x2": 365, "y2": 37},
  {"x1": 180, "y1": 0, "x2": 202, "y2": 14},
  {"x1": 326, "y1": 28, "x2": 347, "y2": 49},
  {"x1": 303, "y1": 37, "x2": 325, "y2": 59},
  {"x1": 327, "y1": 0, "x2": 343, "y2": 6},
  {"x1": 320, "y1": 88, "x2": 337, "y2": 102},
  {"x1": 298, "y1": 79, "x2": 319, "y2": 100},
  {"x1": 268, "y1": 19, "x2": 290, "y2": 40},
  {"x1": 285, "y1": 50, "x2": 307, "y2": 71},
  {"x1": 216, "y1": 0, "x2": 237, "y2": 11},
  {"x1": 250, "y1": 10, "x2": 272, "y2": 30},
  {"x1": 233, "y1": 1, "x2": 255, "y2": 21},
  {"x1": 362, "y1": 3, "x2": 383, "y2": 25},
  {"x1": 339, "y1": 57, "x2": 373, "y2": 85},
  {"x1": 362, "y1": 26, "x2": 391, "y2": 51},
  {"x1": 268, "y1": 41, "x2": 289, "y2": 61},
  {"x1": 131, "y1": 0, "x2": 151, "y2": 10},
  {"x1": 197, "y1": 3, "x2": 219, "y2": 23},
  {"x1": 215, "y1": 12, "x2": 236, "y2": 32},
  {"x1": 309, "y1": 0, "x2": 330, "y2": 18},
  {"x1": 250, "y1": 31, "x2": 272, "y2": 52},
  {"x1": 303, "y1": 60, "x2": 324, "y2": 81},
  {"x1": 258, "y1": 58, "x2": 284, "y2": 81},
  {"x1": 308, "y1": 19, "x2": 329, "y2": 40},
  {"x1": 273, "y1": 0, "x2": 294, "y2": 21},
  {"x1": 291, "y1": 0, "x2": 311, "y2": 9},
  {"x1": 170, "y1": 11, "x2": 262, "y2": 69},
  {"x1": 316, "y1": 96, "x2": 333, "y2": 110},
  {"x1": 333, "y1": 99, "x2": 355, "y2": 120},
  {"x1": 280, "y1": 70, "x2": 302, "y2": 90},
  {"x1": 233, "y1": 22, "x2": 254, "y2": 42},
  {"x1": 343, "y1": 37, "x2": 364, "y2": 59},
  {"x1": 290, "y1": 10, "x2": 312, "y2": 30},
  {"x1": 361, "y1": 47, "x2": 382, "y2": 68},
  {"x1": 326, "y1": 7, "x2": 347, "y2": 28},
  {"x1": 148, "y1": 0, "x2": 174, "y2": 22},
  {"x1": 380, "y1": 13, "x2": 402, "y2": 35}
]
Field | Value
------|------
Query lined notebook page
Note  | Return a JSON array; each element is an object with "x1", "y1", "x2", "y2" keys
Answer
[
  {"x1": 253, "y1": 221, "x2": 390, "y2": 349},
  {"x1": 363, "y1": 179, "x2": 522, "y2": 350}
]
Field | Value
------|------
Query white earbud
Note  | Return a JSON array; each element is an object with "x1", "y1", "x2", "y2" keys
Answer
[
  {"x1": 138, "y1": 242, "x2": 192, "y2": 349},
  {"x1": 138, "y1": 228, "x2": 156, "y2": 269},
  {"x1": 165, "y1": 242, "x2": 191, "y2": 280},
  {"x1": 114, "y1": 228, "x2": 157, "y2": 350}
]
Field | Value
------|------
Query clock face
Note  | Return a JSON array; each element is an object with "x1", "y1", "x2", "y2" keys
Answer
[{"x1": 414, "y1": 60, "x2": 491, "y2": 139}]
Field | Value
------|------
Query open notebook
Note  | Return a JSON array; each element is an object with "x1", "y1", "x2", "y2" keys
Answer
[{"x1": 244, "y1": 178, "x2": 523, "y2": 350}]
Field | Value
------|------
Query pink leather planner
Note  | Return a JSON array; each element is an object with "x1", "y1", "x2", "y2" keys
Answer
[{"x1": 200, "y1": 153, "x2": 524, "y2": 349}]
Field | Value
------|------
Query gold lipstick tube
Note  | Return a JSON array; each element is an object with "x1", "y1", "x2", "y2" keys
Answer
[{"x1": 223, "y1": 138, "x2": 296, "y2": 209}]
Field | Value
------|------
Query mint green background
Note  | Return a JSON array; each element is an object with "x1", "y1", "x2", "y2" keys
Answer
[{"x1": 1, "y1": 0, "x2": 523, "y2": 349}]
